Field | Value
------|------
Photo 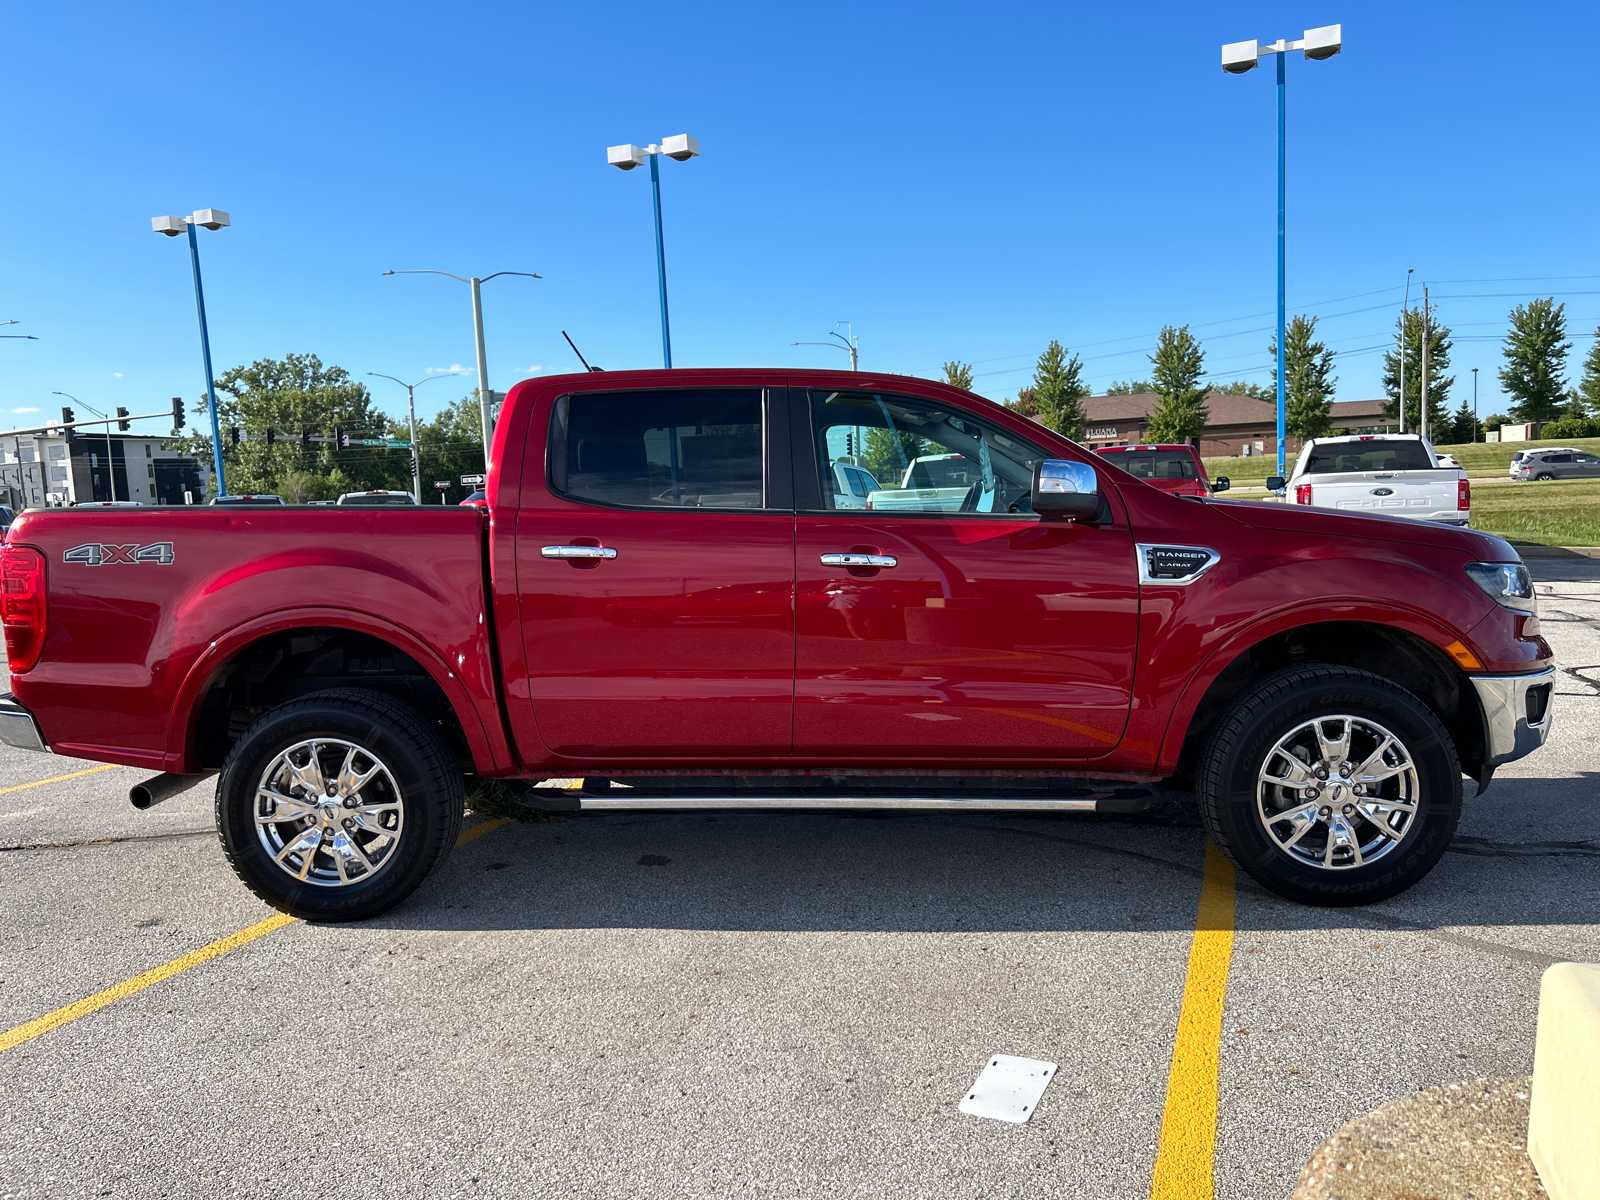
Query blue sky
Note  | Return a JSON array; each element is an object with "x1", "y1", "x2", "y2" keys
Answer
[{"x1": 3, "y1": 1, "x2": 1598, "y2": 437}]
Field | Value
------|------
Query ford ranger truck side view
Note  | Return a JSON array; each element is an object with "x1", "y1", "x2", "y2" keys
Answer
[{"x1": 0, "y1": 370, "x2": 1555, "y2": 921}]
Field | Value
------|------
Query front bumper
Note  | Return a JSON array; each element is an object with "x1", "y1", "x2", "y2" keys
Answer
[
  {"x1": 0, "y1": 694, "x2": 49, "y2": 754},
  {"x1": 1471, "y1": 668, "x2": 1556, "y2": 769}
]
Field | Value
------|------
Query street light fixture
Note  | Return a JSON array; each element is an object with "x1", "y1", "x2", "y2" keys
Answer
[
  {"x1": 1, "y1": 320, "x2": 38, "y2": 341},
  {"x1": 367, "y1": 371, "x2": 462, "y2": 503},
  {"x1": 52, "y1": 391, "x2": 118, "y2": 502},
  {"x1": 791, "y1": 323, "x2": 859, "y2": 370},
  {"x1": 152, "y1": 208, "x2": 230, "y2": 495},
  {"x1": 382, "y1": 269, "x2": 541, "y2": 456},
  {"x1": 607, "y1": 133, "x2": 700, "y2": 368},
  {"x1": 1221, "y1": 24, "x2": 1342, "y2": 484}
]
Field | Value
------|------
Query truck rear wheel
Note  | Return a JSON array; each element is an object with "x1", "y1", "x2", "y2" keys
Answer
[
  {"x1": 215, "y1": 688, "x2": 464, "y2": 922},
  {"x1": 1196, "y1": 667, "x2": 1461, "y2": 906}
]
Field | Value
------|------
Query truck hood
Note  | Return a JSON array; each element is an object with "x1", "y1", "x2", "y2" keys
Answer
[{"x1": 1209, "y1": 497, "x2": 1520, "y2": 562}]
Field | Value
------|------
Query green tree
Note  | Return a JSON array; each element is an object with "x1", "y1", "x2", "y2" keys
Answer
[
  {"x1": 1105, "y1": 379, "x2": 1154, "y2": 395},
  {"x1": 1568, "y1": 325, "x2": 1600, "y2": 418},
  {"x1": 1499, "y1": 298, "x2": 1571, "y2": 423},
  {"x1": 1030, "y1": 340, "x2": 1089, "y2": 439},
  {"x1": 1446, "y1": 398, "x2": 1479, "y2": 445},
  {"x1": 1381, "y1": 308, "x2": 1453, "y2": 434},
  {"x1": 413, "y1": 394, "x2": 490, "y2": 504},
  {"x1": 1268, "y1": 314, "x2": 1337, "y2": 440},
  {"x1": 861, "y1": 427, "x2": 929, "y2": 485},
  {"x1": 1006, "y1": 387, "x2": 1042, "y2": 418},
  {"x1": 1212, "y1": 380, "x2": 1272, "y2": 400},
  {"x1": 178, "y1": 353, "x2": 410, "y2": 498},
  {"x1": 942, "y1": 361, "x2": 974, "y2": 390},
  {"x1": 1482, "y1": 412, "x2": 1509, "y2": 432},
  {"x1": 1145, "y1": 325, "x2": 1210, "y2": 444}
]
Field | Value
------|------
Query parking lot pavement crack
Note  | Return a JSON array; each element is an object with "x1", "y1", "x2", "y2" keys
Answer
[
  {"x1": 1558, "y1": 663, "x2": 1600, "y2": 696},
  {"x1": 0, "y1": 828, "x2": 211, "y2": 853},
  {"x1": 1338, "y1": 911, "x2": 1562, "y2": 968},
  {"x1": 1447, "y1": 834, "x2": 1600, "y2": 857}
]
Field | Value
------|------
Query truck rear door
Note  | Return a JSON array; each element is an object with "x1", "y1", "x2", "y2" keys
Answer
[{"x1": 516, "y1": 383, "x2": 796, "y2": 757}]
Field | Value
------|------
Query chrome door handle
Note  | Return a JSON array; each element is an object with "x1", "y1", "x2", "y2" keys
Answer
[
  {"x1": 820, "y1": 553, "x2": 897, "y2": 568},
  {"x1": 542, "y1": 545, "x2": 618, "y2": 560}
]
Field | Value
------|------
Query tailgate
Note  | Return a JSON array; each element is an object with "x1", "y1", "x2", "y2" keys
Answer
[{"x1": 1299, "y1": 470, "x2": 1464, "y2": 520}]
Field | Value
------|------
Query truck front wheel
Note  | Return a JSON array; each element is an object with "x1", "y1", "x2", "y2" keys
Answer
[
  {"x1": 215, "y1": 689, "x2": 465, "y2": 922},
  {"x1": 1196, "y1": 667, "x2": 1461, "y2": 906}
]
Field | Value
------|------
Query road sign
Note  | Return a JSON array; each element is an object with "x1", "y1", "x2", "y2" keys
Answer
[
  {"x1": 434, "y1": 481, "x2": 449, "y2": 488},
  {"x1": 460, "y1": 474, "x2": 485, "y2": 486},
  {"x1": 385, "y1": 440, "x2": 412, "y2": 450}
]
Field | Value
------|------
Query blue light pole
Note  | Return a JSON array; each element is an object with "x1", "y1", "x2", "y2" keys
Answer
[
  {"x1": 1222, "y1": 26, "x2": 1342, "y2": 485},
  {"x1": 153, "y1": 209, "x2": 230, "y2": 497},
  {"x1": 607, "y1": 135, "x2": 701, "y2": 369}
]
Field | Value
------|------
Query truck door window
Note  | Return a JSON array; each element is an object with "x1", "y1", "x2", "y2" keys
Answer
[
  {"x1": 810, "y1": 390, "x2": 1046, "y2": 516},
  {"x1": 554, "y1": 389, "x2": 765, "y2": 510}
]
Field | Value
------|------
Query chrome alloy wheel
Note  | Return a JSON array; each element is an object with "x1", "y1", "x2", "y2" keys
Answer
[
  {"x1": 254, "y1": 738, "x2": 404, "y2": 887},
  {"x1": 1257, "y1": 715, "x2": 1419, "y2": 870}
]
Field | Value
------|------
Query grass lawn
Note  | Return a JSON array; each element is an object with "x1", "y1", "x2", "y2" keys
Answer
[
  {"x1": 1204, "y1": 436, "x2": 1600, "y2": 484},
  {"x1": 1468, "y1": 477, "x2": 1600, "y2": 547}
]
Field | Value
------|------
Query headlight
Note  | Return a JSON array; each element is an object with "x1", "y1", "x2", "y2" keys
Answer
[{"x1": 1464, "y1": 561, "x2": 1536, "y2": 614}]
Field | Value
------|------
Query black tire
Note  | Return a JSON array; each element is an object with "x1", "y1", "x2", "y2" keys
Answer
[
  {"x1": 1196, "y1": 666, "x2": 1461, "y2": 906},
  {"x1": 1535, "y1": 472, "x2": 1554, "y2": 481},
  {"x1": 215, "y1": 688, "x2": 465, "y2": 922}
]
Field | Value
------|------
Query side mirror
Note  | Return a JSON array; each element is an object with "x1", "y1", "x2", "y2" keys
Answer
[
  {"x1": 1031, "y1": 459, "x2": 1100, "y2": 519},
  {"x1": 1211, "y1": 475, "x2": 1231, "y2": 493},
  {"x1": 1264, "y1": 476, "x2": 1286, "y2": 492}
]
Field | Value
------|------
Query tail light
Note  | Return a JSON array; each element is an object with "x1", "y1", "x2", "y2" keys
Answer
[
  {"x1": 1, "y1": 545, "x2": 46, "y2": 672},
  {"x1": 1458, "y1": 478, "x2": 1471, "y2": 511},
  {"x1": 1294, "y1": 483, "x2": 1312, "y2": 505}
]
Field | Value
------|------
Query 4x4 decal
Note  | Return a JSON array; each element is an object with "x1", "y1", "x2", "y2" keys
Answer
[{"x1": 63, "y1": 542, "x2": 175, "y2": 566}]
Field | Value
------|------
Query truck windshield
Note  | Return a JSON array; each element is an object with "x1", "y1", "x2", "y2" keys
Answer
[
  {"x1": 1304, "y1": 440, "x2": 1436, "y2": 474},
  {"x1": 1105, "y1": 451, "x2": 1197, "y2": 480}
]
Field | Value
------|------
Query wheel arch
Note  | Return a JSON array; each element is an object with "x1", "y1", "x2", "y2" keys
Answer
[
  {"x1": 1160, "y1": 617, "x2": 1485, "y2": 784},
  {"x1": 171, "y1": 608, "x2": 514, "y2": 776}
]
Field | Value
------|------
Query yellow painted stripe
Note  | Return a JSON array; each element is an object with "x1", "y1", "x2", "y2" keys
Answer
[
  {"x1": 1149, "y1": 841, "x2": 1237, "y2": 1200},
  {"x1": 0, "y1": 763, "x2": 117, "y2": 797},
  {"x1": 0, "y1": 911, "x2": 294, "y2": 1054},
  {"x1": 0, "y1": 807, "x2": 511, "y2": 1055}
]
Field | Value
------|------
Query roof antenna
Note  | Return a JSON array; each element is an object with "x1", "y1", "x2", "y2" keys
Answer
[{"x1": 562, "y1": 331, "x2": 603, "y2": 372}]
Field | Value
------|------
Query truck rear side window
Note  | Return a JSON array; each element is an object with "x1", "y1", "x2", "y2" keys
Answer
[
  {"x1": 555, "y1": 389, "x2": 765, "y2": 509},
  {"x1": 1304, "y1": 440, "x2": 1435, "y2": 473},
  {"x1": 1103, "y1": 451, "x2": 1197, "y2": 480}
]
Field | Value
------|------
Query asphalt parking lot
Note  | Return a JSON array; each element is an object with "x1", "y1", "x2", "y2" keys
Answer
[{"x1": 2, "y1": 570, "x2": 1596, "y2": 1200}]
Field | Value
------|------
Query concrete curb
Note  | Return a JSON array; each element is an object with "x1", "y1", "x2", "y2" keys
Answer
[
  {"x1": 1529, "y1": 962, "x2": 1600, "y2": 1199},
  {"x1": 1290, "y1": 1076, "x2": 1545, "y2": 1199},
  {"x1": 1515, "y1": 546, "x2": 1600, "y2": 559}
]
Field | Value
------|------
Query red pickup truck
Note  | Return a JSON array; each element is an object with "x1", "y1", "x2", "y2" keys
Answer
[{"x1": 0, "y1": 370, "x2": 1555, "y2": 920}]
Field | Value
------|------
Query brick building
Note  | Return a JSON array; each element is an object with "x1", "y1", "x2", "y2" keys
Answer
[{"x1": 1076, "y1": 393, "x2": 1398, "y2": 458}]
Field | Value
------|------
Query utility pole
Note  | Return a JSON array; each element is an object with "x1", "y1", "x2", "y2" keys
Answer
[
  {"x1": 1399, "y1": 268, "x2": 1413, "y2": 434},
  {"x1": 1420, "y1": 284, "x2": 1430, "y2": 444}
]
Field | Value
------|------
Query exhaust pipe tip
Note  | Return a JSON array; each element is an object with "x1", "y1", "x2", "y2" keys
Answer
[{"x1": 129, "y1": 772, "x2": 214, "y2": 810}]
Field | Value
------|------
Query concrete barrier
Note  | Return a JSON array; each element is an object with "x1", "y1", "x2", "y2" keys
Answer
[{"x1": 1529, "y1": 962, "x2": 1600, "y2": 1199}]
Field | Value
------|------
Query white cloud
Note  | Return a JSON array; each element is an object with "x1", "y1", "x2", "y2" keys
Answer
[
  {"x1": 526, "y1": 365, "x2": 542, "y2": 373},
  {"x1": 427, "y1": 365, "x2": 471, "y2": 375},
  {"x1": 9, "y1": 407, "x2": 39, "y2": 414},
  {"x1": 112, "y1": 372, "x2": 123, "y2": 378}
]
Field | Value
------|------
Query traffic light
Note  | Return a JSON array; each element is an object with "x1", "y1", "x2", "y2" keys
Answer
[
  {"x1": 171, "y1": 397, "x2": 185, "y2": 433},
  {"x1": 116, "y1": 407, "x2": 130, "y2": 432},
  {"x1": 844, "y1": 432, "x2": 854, "y2": 457},
  {"x1": 229, "y1": 427, "x2": 241, "y2": 446},
  {"x1": 300, "y1": 429, "x2": 312, "y2": 449},
  {"x1": 335, "y1": 426, "x2": 348, "y2": 449},
  {"x1": 60, "y1": 407, "x2": 76, "y2": 445},
  {"x1": 265, "y1": 428, "x2": 276, "y2": 447}
]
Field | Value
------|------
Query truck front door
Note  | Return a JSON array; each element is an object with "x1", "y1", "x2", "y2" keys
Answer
[
  {"x1": 517, "y1": 384, "x2": 795, "y2": 758},
  {"x1": 793, "y1": 387, "x2": 1139, "y2": 760}
]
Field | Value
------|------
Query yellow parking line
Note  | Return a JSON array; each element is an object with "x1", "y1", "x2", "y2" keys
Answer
[
  {"x1": 0, "y1": 763, "x2": 117, "y2": 796},
  {"x1": 1149, "y1": 841, "x2": 1237, "y2": 1200},
  {"x1": 0, "y1": 911, "x2": 295, "y2": 1054},
  {"x1": 0, "y1": 812, "x2": 511, "y2": 1055}
]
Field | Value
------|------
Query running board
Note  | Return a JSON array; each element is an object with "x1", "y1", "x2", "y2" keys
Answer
[{"x1": 523, "y1": 787, "x2": 1152, "y2": 815}]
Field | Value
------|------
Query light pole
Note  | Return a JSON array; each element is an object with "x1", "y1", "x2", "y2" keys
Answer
[
  {"x1": 53, "y1": 392, "x2": 117, "y2": 502},
  {"x1": 383, "y1": 270, "x2": 541, "y2": 457},
  {"x1": 1400, "y1": 268, "x2": 1414, "y2": 433},
  {"x1": 152, "y1": 209, "x2": 229, "y2": 497},
  {"x1": 606, "y1": 135, "x2": 701, "y2": 368},
  {"x1": 1223, "y1": 25, "x2": 1342, "y2": 483},
  {"x1": 1472, "y1": 367, "x2": 1479, "y2": 442},
  {"x1": 367, "y1": 371, "x2": 460, "y2": 503},
  {"x1": 791, "y1": 323, "x2": 859, "y2": 370},
  {"x1": 1, "y1": 320, "x2": 38, "y2": 341}
]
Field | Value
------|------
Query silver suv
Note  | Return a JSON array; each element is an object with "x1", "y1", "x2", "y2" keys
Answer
[{"x1": 1509, "y1": 448, "x2": 1600, "y2": 481}]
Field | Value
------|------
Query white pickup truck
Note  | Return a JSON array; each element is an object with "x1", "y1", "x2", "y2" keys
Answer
[
  {"x1": 1272, "y1": 433, "x2": 1470, "y2": 526},
  {"x1": 865, "y1": 453, "x2": 980, "y2": 512}
]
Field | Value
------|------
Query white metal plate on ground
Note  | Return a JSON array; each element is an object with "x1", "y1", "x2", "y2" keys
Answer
[{"x1": 957, "y1": 1054, "x2": 1058, "y2": 1124}]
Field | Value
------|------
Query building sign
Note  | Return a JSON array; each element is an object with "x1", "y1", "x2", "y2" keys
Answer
[{"x1": 1084, "y1": 426, "x2": 1122, "y2": 440}]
